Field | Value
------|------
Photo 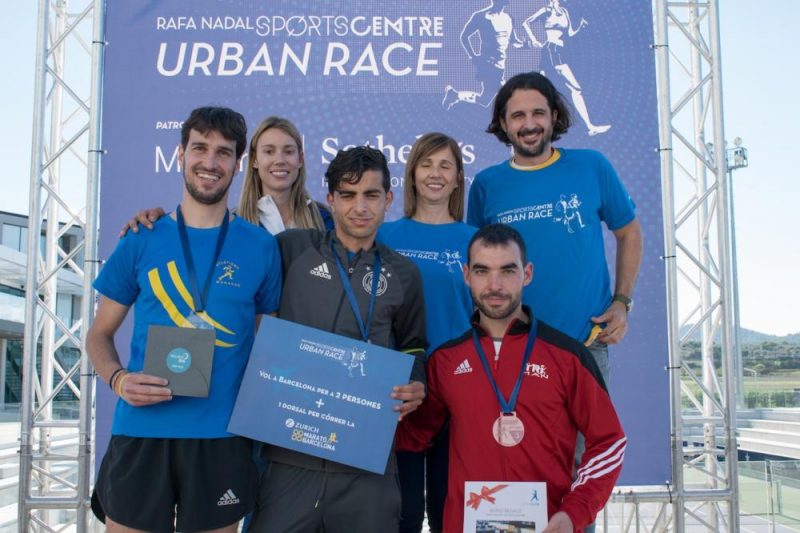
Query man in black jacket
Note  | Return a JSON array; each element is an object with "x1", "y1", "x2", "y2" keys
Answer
[{"x1": 250, "y1": 146, "x2": 428, "y2": 533}]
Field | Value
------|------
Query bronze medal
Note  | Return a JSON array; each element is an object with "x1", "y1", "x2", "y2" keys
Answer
[{"x1": 492, "y1": 412, "x2": 525, "y2": 447}]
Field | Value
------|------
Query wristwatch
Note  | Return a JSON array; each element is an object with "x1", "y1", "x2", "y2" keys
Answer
[{"x1": 612, "y1": 294, "x2": 633, "y2": 313}]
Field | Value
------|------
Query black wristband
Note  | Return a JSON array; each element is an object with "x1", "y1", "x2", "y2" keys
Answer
[{"x1": 108, "y1": 367, "x2": 126, "y2": 389}]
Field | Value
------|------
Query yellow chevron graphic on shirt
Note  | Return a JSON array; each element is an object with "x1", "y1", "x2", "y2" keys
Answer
[
  {"x1": 167, "y1": 261, "x2": 234, "y2": 335},
  {"x1": 148, "y1": 265, "x2": 236, "y2": 348}
]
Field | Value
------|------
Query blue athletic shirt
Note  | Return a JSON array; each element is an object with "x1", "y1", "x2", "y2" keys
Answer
[
  {"x1": 94, "y1": 215, "x2": 282, "y2": 438},
  {"x1": 467, "y1": 149, "x2": 635, "y2": 341},
  {"x1": 378, "y1": 218, "x2": 476, "y2": 353}
]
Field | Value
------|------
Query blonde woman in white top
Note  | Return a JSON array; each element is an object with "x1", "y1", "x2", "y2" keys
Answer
[
  {"x1": 237, "y1": 116, "x2": 333, "y2": 233},
  {"x1": 120, "y1": 116, "x2": 333, "y2": 236}
]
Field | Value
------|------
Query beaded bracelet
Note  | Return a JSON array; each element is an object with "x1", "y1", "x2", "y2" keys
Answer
[{"x1": 115, "y1": 372, "x2": 131, "y2": 400}]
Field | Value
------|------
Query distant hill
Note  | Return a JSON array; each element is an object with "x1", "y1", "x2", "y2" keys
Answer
[
  {"x1": 742, "y1": 328, "x2": 800, "y2": 344},
  {"x1": 680, "y1": 326, "x2": 800, "y2": 344}
]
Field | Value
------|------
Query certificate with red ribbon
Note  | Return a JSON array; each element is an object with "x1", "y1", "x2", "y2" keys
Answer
[{"x1": 463, "y1": 481, "x2": 547, "y2": 533}]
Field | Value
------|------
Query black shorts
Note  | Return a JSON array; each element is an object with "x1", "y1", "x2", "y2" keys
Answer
[
  {"x1": 250, "y1": 462, "x2": 401, "y2": 533},
  {"x1": 92, "y1": 436, "x2": 258, "y2": 532}
]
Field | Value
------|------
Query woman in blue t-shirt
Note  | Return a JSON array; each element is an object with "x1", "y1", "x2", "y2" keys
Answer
[{"x1": 378, "y1": 133, "x2": 477, "y2": 533}]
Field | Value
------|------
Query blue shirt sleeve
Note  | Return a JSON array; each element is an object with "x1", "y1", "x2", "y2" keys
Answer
[
  {"x1": 598, "y1": 154, "x2": 636, "y2": 231},
  {"x1": 93, "y1": 234, "x2": 140, "y2": 306},
  {"x1": 255, "y1": 234, "x2": 283, "y2": 315},
  {"x1": 466, "y1": 175, "x2": 486, "y2": 227}
]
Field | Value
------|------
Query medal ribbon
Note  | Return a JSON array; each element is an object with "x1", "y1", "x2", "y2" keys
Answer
[
  {"x1": 331, "y1": 242, "x2": 381, "y2": 342},
  {"x1": 471, "y1": 319, "x2": 537, "y2": 414},
  {"x1": 176, "y1": 205, "x2": 230, "y2": 314}
]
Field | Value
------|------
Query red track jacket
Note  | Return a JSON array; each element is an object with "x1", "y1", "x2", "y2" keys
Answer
[{"x1": 397, "y1": 309, "x2": 626, "y2": 532}]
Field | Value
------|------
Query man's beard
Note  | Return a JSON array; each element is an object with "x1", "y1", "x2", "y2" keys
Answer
[
  {"x1": 184, "y1": 170, "x2": 232, "y2": 206},
  {"x1": 511, "y1": 125, "x2": 552, "y2": 160},
  {"x1": 473, "y1": 290, "x2": 522, "y2": 321}
]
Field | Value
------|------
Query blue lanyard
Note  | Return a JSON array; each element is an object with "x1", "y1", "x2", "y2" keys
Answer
[
  {"x1": 471, "y1": 320, "x2": 537, "y2": 414},
  {"x1": 176, "y1": 205, "x2": 229, "y2": 313},
  {"x1": 331, "y1": 242, "x2": 381, "y2": 343}
]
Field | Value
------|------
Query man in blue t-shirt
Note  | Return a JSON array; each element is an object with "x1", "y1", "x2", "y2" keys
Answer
[
  {"x1": 467, "y1": 72, "x2": 642, "y2": 533},
  {"x1": 468, "y1": 71, "x2": 642, "y2": 365},
  {"x1": 87, "y1": 107, "x2": 282, "y2": 532}
]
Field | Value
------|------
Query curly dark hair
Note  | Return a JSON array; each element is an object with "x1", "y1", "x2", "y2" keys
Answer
[{"x1": 486, "y1": 72, "x2": 572, "y2": 144}]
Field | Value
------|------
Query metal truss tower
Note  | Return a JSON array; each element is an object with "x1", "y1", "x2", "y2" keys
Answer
[
  {"x1": 601, "y1": 0, "x2": 741, "y2": 530},
  {"x1": 656, "y1": 0, "x2": 740, "y2": 530},
  {"x1": 19, "y1": 0, "x2": 105, "y2": 529}
]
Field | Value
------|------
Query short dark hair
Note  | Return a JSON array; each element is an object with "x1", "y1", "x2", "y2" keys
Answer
[
  {"x1": 486, "y1": 72, "x2": 572, "y2": 144},
  {"x1": 181, "y1": 106, "x2": 248, "y2": 159},
  {"x1": 325, "y1": 146, "x2": 391, "y2": 194},
  {"x1": 468, "y1": 223, "x2": 527, "y2": 264}
]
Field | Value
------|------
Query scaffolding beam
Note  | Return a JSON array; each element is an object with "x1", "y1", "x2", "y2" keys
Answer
[
  {"x1": 652, "y1": 0, "x2": 740, "y2": 530},
  {"x1": 19, "y1": 0, "x2": 105, "y2": 529}
]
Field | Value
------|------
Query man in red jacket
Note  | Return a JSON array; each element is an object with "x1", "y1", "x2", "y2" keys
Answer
[{"x1": 397, "y1": 223, "x2": 625, "y2": 532}]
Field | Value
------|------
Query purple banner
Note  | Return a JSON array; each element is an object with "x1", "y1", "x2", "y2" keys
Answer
[{"x1": 99, "y1": 1, "x2": 668, "y2": 485}]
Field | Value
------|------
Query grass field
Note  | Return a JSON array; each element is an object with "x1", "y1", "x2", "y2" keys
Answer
[
  {"x1": 742, "y1": 372, "x2": 800, "y2": 393},
  {"x1": 680, "y1": 371, "x2": 800, "y2": 407}
]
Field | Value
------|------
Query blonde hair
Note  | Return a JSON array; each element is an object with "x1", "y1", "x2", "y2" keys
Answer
[
  {"x1": 237, "y1": 116, "x2": 325, "y2": 231},
  {"x1": 403, "y1": 132, "x2": 465, "y2": 221}
]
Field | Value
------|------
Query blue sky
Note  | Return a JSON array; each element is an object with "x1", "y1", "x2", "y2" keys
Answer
[
  {"x1": 717, "y1": 2, "x2": 799, "y2": 336},
  {"x1": 2, "y1": 2, "x2": 798, "y2": 335}
]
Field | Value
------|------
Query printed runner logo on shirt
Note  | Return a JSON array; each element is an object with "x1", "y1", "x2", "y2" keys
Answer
[
  {"x1": 437, "y1": 248, "x2": 464, "y2": 273},
  {"x1": 553, "y1": 193, "x2": 586, "y2": 234},
  {"x1": 216, "y1": 260, "x2": 240, "y2": 287}
]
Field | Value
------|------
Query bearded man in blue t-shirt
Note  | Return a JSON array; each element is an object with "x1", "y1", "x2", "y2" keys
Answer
[
  {"x1": 468, "y1": 71, "x2": 642, "y2": 366},
  {"x1": 87, "y1": 107, "x2": 282, "y2": 532}
]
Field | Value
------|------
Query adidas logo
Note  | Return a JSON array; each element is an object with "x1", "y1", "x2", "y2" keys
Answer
[
  {"x1": 217, "y1": 489, "x2": 240, "y2": 506},
  {"x1": 310, "y1": 262, "x2": 332, "y2": 280},
  {"x1": 453, "y1": 359, "x2": 473, "y2": 375}
]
